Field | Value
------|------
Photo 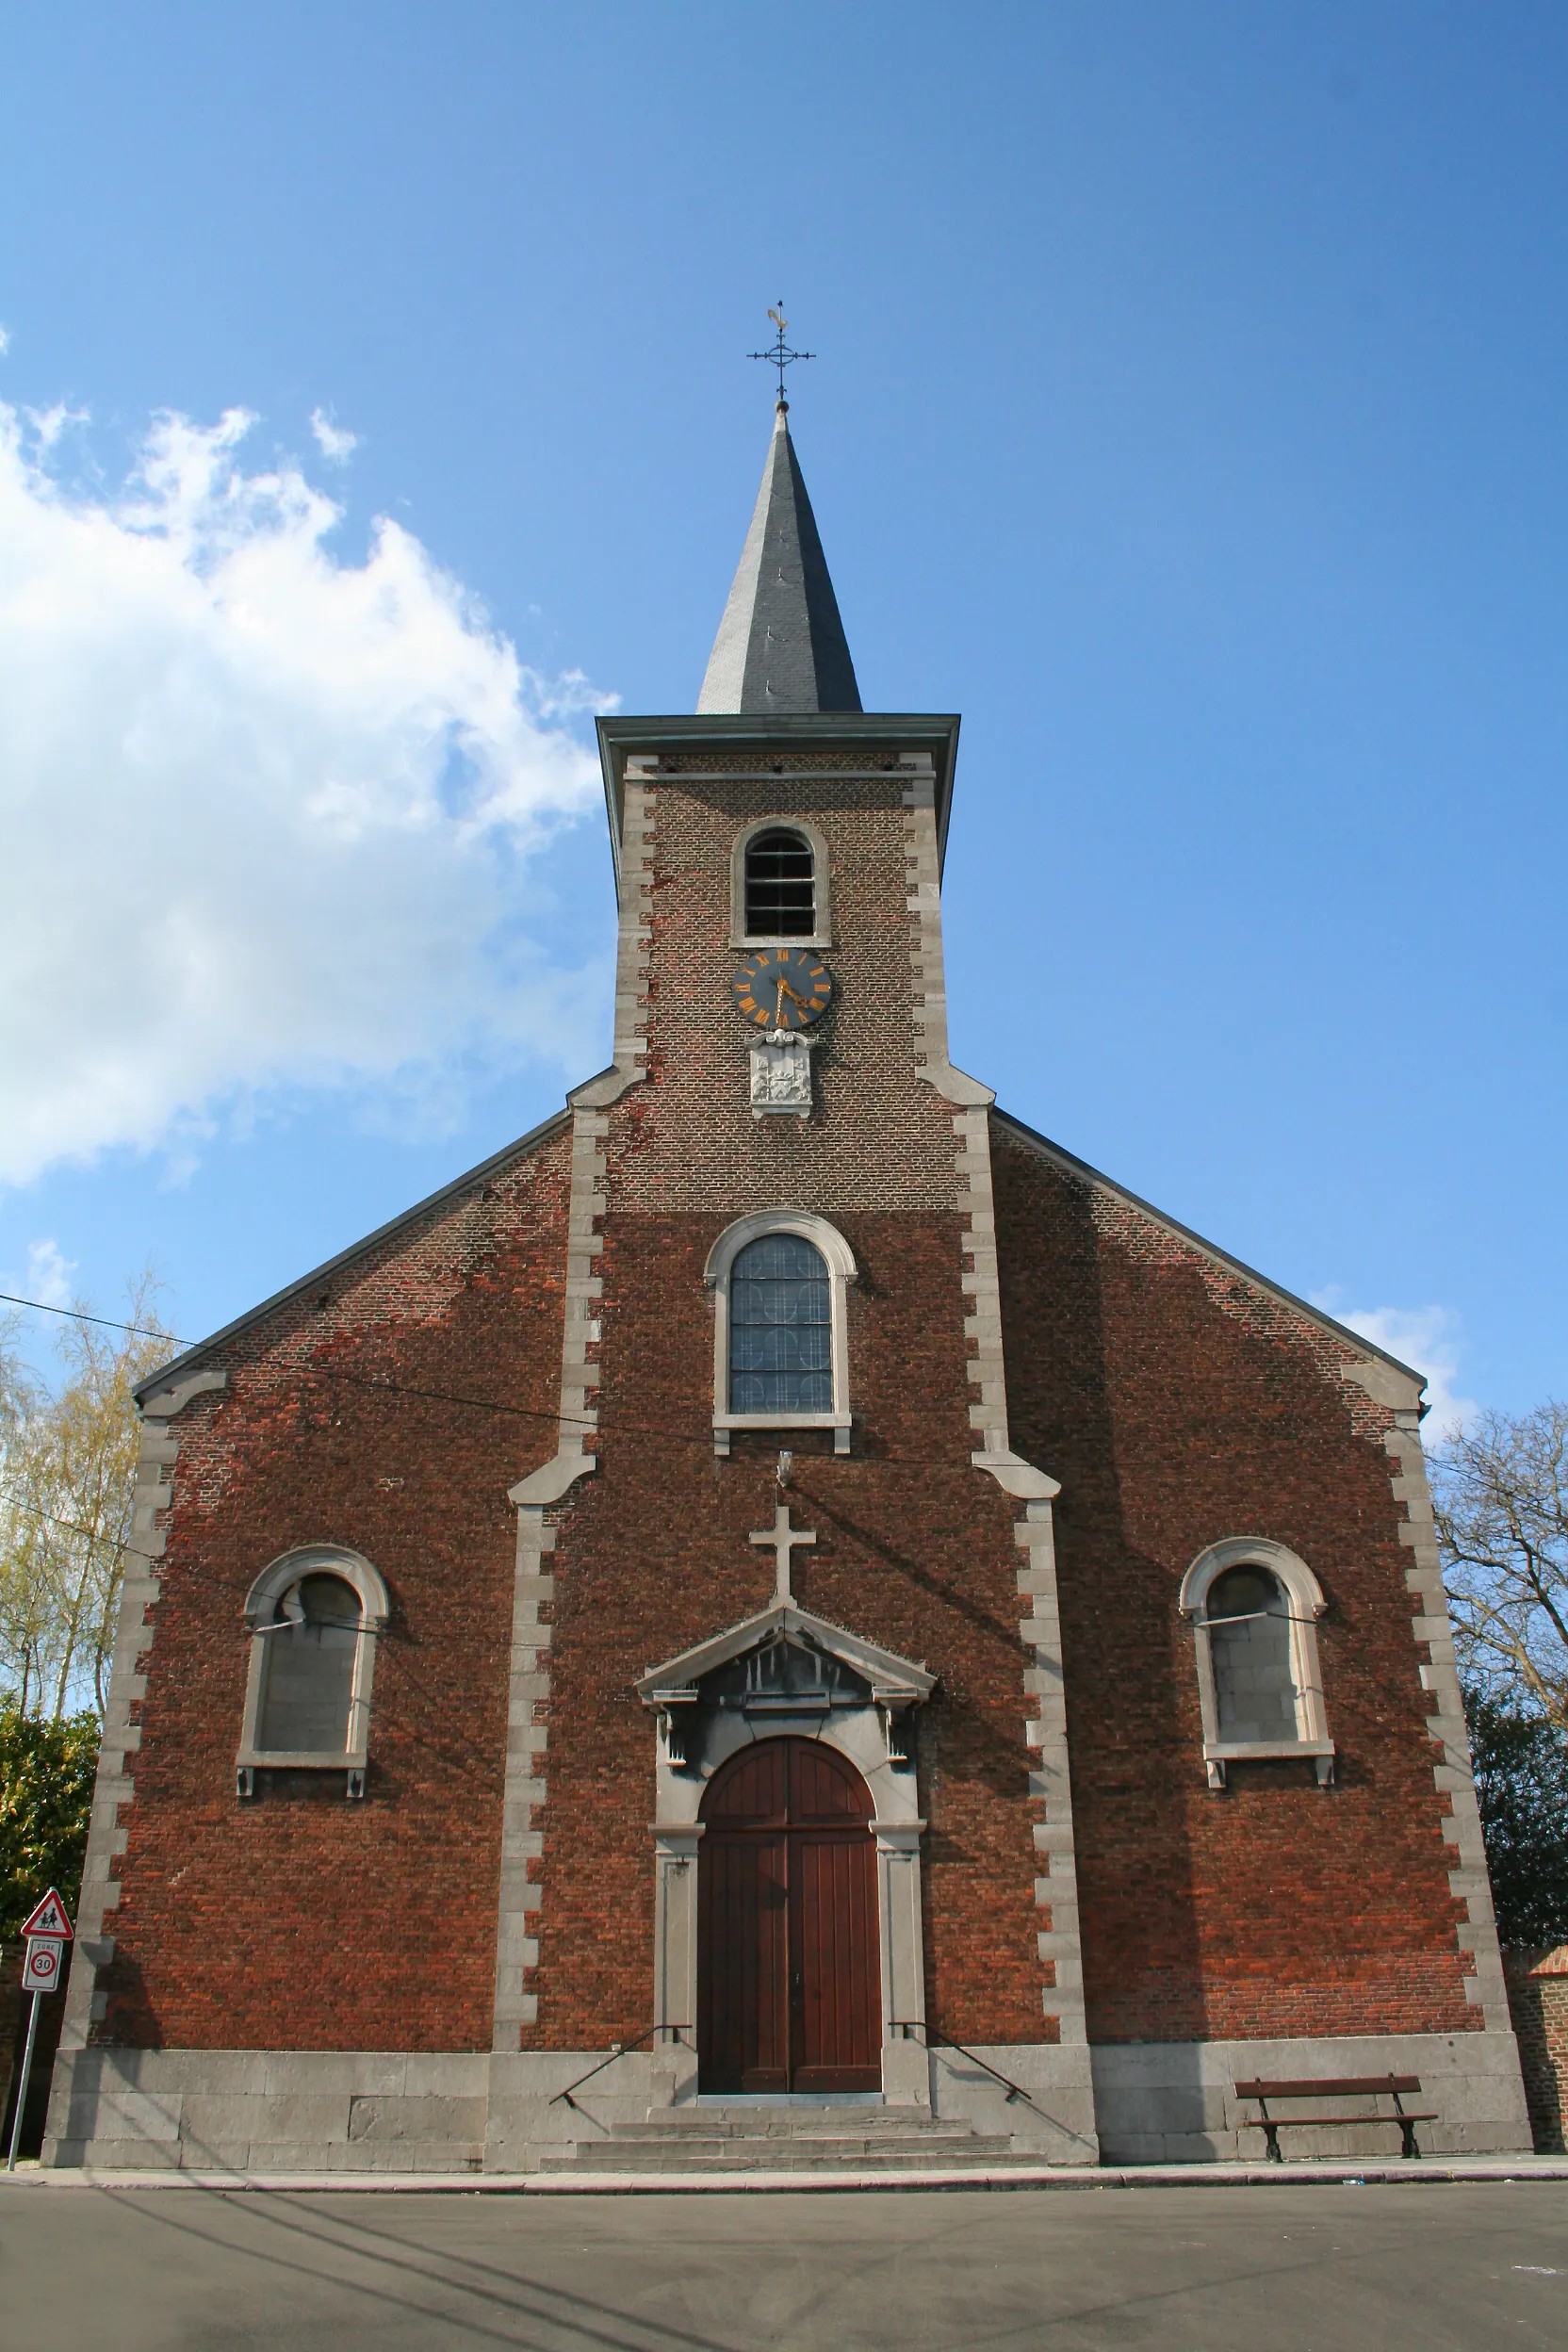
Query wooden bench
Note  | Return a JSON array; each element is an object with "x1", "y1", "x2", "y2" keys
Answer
[{"x1": 1234, "y1": 2076, "x2": 1438, "y2": 2163}]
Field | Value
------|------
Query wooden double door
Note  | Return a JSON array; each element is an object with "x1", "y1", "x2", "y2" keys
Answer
[{"x1": 697, "y1": 1737, "x2": 881, "y2": 2094}]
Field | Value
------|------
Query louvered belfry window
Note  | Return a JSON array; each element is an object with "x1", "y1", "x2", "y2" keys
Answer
[
  {"x1": 744, "y1": 828, "x2": 815, "y2": 936},
  {"x1": 728, "y1": 1233, "x2": 832, "y2": 1413}
]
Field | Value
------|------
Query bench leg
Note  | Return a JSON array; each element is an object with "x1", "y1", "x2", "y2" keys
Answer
[
  {"x1": 1399, "y1": 2120, "x2": 1419, "y2": 2160},
  {"x1": 1262, "y1": 2122, "x2": 1281, "y2": 2163}
]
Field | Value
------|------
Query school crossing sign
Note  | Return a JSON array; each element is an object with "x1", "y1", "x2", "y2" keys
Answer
[
  {"x1": 20, "y1": 1888, "x2": 74, "y2": 1940},
  {"x1": 20, "y1": 1888, "x2": 73, "y2": 1988}
]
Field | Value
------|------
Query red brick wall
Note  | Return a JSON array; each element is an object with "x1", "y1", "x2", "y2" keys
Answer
[
  {"x1": 617, "y1": 764, "x2": 960, "y2": 1216},
  {"x1": 520, "y1": 757, "x2": 1058, "y2": 2050},
  {"x1": 106, "y1": 738, "x2": 1478, "y2": 2070},
  {"x1": 1504, "y1": 1950, "x2": 1568, "y2": 2151},
  {"x1": 524, "y1": 1209, "x2": 1053, "y2": 2051},
  {"x1": 96, "y1": 1126, "x2": 573, "y2": 2052},
  {"x1": 992, "y1": 1120, "x2": 1475, "y2": 2045}
]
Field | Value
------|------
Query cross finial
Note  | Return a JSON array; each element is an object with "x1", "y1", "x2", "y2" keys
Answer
[
  {"x1": 749, "y1": 1502, "x2": 817, "y2": 1604},
  {"x1": 748, "y1": 302, "x2": 814, "y2": 411}
]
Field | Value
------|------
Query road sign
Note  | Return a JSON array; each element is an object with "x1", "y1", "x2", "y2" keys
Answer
[
  {"x1": 22, "y1": 1938, "x2": 64, "y2": 1992},
  {"x1": 19, "y1": 1889, "x2": 73, "y2": 1940},
  {"x1": 8, "y1": 1892, "x2": 74, "y2": 2170}
]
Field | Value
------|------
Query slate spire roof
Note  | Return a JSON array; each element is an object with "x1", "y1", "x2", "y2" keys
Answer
[{"x1": 697, "y1": 401, "x2": 862, "y2": 715}]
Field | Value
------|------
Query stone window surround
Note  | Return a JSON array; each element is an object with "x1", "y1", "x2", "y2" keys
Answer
[
  {"x1": 728, "y1": 813, "x2": 834, "y2": 949},
  {"x1": 706, "y1": 1210, "x2": 857, "y2": 1457},
  {"x1": 1180, "y1": 1537, "x2": 1334, "y2": 1789},
  {"x1": 236, "y1": 1544, "x2": 390, "y2": 1794}
]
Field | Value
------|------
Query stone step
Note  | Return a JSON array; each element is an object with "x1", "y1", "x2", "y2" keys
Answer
[
  {"x1": 542, "y1": 2134, "x2": 1026, "y2": 2173},
  {"x1": 610, "y1": 2111, "x2": 972, "y2": 2140},
  {"x1": 601, "y1": 2135, "x2": 1005, "y2": 2154}
]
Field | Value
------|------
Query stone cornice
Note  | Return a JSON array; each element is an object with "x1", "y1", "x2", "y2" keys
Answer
[{"x1": 596, "y1": 711, "x2": 962, "y2": 897}]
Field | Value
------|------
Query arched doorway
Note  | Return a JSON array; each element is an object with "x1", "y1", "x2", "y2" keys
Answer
[{"x1": 697, "y1": 1736, "x2": 881, "y2": 2094}]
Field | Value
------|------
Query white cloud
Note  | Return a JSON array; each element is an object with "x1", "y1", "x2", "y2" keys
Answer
[
  {"x1": 310, "y1": 406, "x2": 358, "y2": 463},
  {"x1": 23, "y1": 1238, "x2": 76, "y2": 1310},
  {"x1": 1313, "y1": 1291, "x2": 1479, "y2": 1439},
  {"x1": 0, "y1": 401, "x2": 609, "y2": 1188},
  {"x1": 0, "y1": 326, "x2": 10, "y2": 355},
  {"x1": 25, "y1": 400, "x2": 89, "y2": 451}
]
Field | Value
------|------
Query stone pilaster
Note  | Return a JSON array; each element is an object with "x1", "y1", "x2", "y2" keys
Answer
[
  {"x1": 45, "y1": 1372, "x2": 227, "y2": 2155},
  {"x1": 903, "y1": 757, "x2": 1087, "y2": 2064},
  {"x1": 490, "y1": 1511, "x2": 555, "y2": 2048}
]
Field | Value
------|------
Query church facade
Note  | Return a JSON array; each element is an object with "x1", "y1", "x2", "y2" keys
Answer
[{"x1": 47, "y1": 403, "x2": 1529, "y2": 2171}]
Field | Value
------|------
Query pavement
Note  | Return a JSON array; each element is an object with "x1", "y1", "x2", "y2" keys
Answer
[
  {"x1": 4, "y1": 2173, "x2": 1568, "y2": 2349},
  {"x1": 8, "y1": 2152, "x2": 1568, "y2": 2193}
]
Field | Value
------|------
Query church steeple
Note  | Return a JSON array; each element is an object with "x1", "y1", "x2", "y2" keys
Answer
[{"x1": 696, "y1": 402, "x2": 862, "y2": 716}]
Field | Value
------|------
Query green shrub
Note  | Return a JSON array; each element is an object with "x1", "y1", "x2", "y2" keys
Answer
[
  {"x1": 1466, "y1": 1691, "x2": 1568, "y2": 1949},
  {"x1": 0, "y1": 1706, "x2": 98, "y2": 1941}
]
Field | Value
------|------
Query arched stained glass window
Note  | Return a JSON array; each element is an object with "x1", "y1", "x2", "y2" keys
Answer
[
  {"x1": 1179, "y1": 1537, "x2": 1333, "y2": 1788},
  {"x1": 256, "y1": 1573, "x2": 363, "y2": 1755},
  {"x1": 728, "y1": 1233, "x2": 832, "y2": 1413},
  {"x1": 237, "y1": 1543, "x2": 389, "y2": 1798},
  {"x1": 744, "y1": 828, "x2": 815, "y2": 938},
  {"x1": 1207, "y1": 1565, "x2": 1298, "y2": 1743}
]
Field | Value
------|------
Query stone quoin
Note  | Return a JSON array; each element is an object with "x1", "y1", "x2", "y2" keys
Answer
[{"x1": 44, "y1": 393, "x2": 1530, "y2": 2173}]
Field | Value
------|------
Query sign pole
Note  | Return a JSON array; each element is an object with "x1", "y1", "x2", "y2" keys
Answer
[
  {"x1": 8, "y1": 1890, "x2": 74, "y2": 2169},
  {"x1": 6, "y1": 1988, "x2": 41, "y2": 2172}
]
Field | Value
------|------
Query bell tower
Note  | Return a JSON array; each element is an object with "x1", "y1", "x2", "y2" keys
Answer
[
  {"x1": 588, "y1": 396, "x2": 976, "y2": 1156},
  {"x1": 495, "y1": 371, "x2": 1081, "y2": 2102},
  {"x1": 571, "y1": 383, "x2": 1048, "y2": 1486}
]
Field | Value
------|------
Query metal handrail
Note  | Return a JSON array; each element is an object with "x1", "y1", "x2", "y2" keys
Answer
[
  {"x1": 549, "y1": 2025, "x2": 692, "y2": 2111},
  {"x1": 890, "y1": 2019, "x2": 1096, "y2": 2147}
]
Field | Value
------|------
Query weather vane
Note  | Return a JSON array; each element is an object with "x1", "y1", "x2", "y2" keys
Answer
[{"x1": 749, "y1": 303, "x2": 814, "y2": 409}]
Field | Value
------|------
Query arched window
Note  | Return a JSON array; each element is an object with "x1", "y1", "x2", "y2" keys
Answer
[
  {"x1": 706, "y1": 1212, "x2": 857, "y2": 1455},
  {"x1": 1180, "y1": 1538, "x2": 1334, "y2": 1788},
  {"x1": 730, "y1": 818, "x2": 831, "y2": 947},
  {"x1": 237, "y1": 1544, "x2": 389, "y2": 1799},
  {"x1": 1206, "y1": 1565, "x2": 1296, "y2": 1743},
  {"x1": 256, "y1": 1573, "x2": 362, "y2": 1753},
  {"x1": 728, "y1": 1233, "x2": 832, "y2": 1414},
  {"x1": 744, "y1": 828, "x2": 815, "y2": 938}
]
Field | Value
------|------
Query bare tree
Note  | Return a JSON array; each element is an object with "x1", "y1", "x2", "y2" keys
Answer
[
  {"x1": 1431, "y1": 1403, "x2": 1568, "y2": 1735},
  {"x1": 0, "y1": 1275, "x2": 174, "y2": 1721}
]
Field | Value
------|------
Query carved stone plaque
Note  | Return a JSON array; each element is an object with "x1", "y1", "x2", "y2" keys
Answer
[{"x1": 749, "y1": 1032, "x2": 812, "y2": 1119}]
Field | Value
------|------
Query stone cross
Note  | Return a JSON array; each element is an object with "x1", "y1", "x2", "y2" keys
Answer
[{"x1": 749, "y1": 1503, "x2": 817, "y2": 1604}]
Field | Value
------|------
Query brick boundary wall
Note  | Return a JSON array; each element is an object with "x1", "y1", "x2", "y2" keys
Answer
[{"x1": 1503, "y1": 1946, "x2": 1568, "y2": 2153}]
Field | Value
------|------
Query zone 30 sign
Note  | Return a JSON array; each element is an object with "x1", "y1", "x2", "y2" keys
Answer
[{"x1": 21, "y1": 1940, "x2": 63, "y2": 1993}]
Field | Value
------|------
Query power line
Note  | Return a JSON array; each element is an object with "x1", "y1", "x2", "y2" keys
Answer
[
  {"x1": 0, "y1": 1292, "x2": 181, "y2": 1346},
  {"x1": 0, "y1": 1485, "x2": 134, "y2": 1555},
  {"x1": 0, "y1": 1290, "x2": 747, "y2": 1458},
  {"x1": 326, "y1": 1366, "x2": 707, "y2": 1447},
  {"x1": 0, "y1": 1289, "x2": 645, "y2": 1437},
  {"x1": 0, "y1": 1288, "x2": 978, "y2": 1477}
]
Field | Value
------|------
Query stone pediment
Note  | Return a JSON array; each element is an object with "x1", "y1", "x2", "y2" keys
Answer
[
  {"x1": 638, "y1": 1603, "x2": 933, "y2": 1769},
  {"x1": 637, "y1": 1601, "x2": 935, "y2": 1710}
]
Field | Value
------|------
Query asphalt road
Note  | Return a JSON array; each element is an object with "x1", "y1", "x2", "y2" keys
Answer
[{"x1": 3, "y1": 2182, "x2": 1567, "y2": 2350}]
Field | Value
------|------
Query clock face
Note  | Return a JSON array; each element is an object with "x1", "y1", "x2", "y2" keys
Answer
[{"x1": 733, "y1": 945, "x2": 834, "y2": 1032}]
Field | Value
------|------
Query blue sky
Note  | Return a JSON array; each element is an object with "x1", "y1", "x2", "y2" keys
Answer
[{"x1": 2, "y1": 2, "x2": 1565, "y2": 1429}]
